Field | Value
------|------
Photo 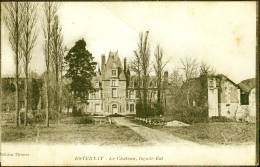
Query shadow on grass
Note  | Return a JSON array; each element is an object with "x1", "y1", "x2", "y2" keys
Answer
[{"x1": 1, "y1": 121, "x2": 146, "y2": 146}]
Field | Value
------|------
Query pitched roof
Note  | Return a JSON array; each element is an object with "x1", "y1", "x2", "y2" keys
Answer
[
  {"x1": 238, "y1": 78, "x2": 256, "y2": 92},
  {"x1": 102, "y1": 51, "x2": 126, "y2": 80}
]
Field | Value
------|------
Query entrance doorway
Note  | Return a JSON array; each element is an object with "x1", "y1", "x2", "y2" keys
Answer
[{"x1": 112, "y1": 104, "x2": 118, "y2": 114}]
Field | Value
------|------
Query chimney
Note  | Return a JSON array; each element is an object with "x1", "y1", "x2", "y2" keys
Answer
[
  {"x1": 164, "y1": 71, "x2": 168, "y2": 83},
  {"x1": 124, "y1": 57, "x2": 127, "y2": 72},
  {"x1": 101, "y1": 54, "x2": 105, "y2": 72}
]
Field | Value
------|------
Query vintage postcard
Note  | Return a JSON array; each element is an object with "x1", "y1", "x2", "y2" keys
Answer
[{"x1": 0, "y1": 1, "x2": 258, "y2": 166}]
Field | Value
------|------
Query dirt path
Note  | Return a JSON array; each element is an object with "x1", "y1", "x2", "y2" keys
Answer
[{"x1": 112, "y1": 117, "x2": 197, "y2": 145}]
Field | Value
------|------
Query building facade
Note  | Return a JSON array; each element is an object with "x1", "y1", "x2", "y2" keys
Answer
[
  {"x1": 207, "y1": 75, "x2": 241, "y2": 118},
  {"x1": 208, "y1": 75, "x2": 256, "y2": 122},
  {"x1": 86, "y1": 51, "x2": 136, "y2": 115},
  {"x1": 86, "y1": 51, "x2": 169, "y2": 116}
]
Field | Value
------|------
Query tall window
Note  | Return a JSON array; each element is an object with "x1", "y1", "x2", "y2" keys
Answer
[
  {"x1": 130, "y1": 104, "x2": 134, "y2": 112},
  {"x1": 112, "y1": 88, "x2": 117, "y2": 98},
  {"x1": 111, "y1": 80, "x2": 117, "y2": 87},
  {"x1": 112, "y1": 69, "x2": 117, "y2": 77},
  {"x1": 129, "y1": 90, "x2": 134, "y2": 99}
]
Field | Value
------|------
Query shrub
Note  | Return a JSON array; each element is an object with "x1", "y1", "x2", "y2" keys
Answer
[
  {"x1": 74, "y1": 116, "x2": 93, "y2": 124},
  {"x1": 108, "y1": 113, "x2": 124, "y2": 117},
  {"x1": 165, "y1": 105, "x2": 208, "y2": 124},
  {"x1": 20, "y1": 109, "x2": 61, "y2": 124},
  {"x1": 209, "y1": 116, "x2": 234, "y2": 122},
  {"x1": 72, "y1": 106, "x2": 83, "y2": 116}
]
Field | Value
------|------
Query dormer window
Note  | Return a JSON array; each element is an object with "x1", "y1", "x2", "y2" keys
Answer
[
  {"x1": 95, "y1": 81, "x2": 99, "y2": 88},
  {"x1": 112, "y1": 69, "x2": 117, "y2": 77}
]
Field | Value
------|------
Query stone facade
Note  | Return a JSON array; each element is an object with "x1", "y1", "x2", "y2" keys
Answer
[
  {"x1": 208, "y1": 75, "x2": 256, "y2": 122},
  {"x1": 208, "y1": 75, "x2": 241, "y2": 118},
  {"x1": 86, "y1": 51, "x2": 136, "y2": 115},
  {"x1": 86, "y1": 51, "x2": 169, "y2": 116},
  {"x1": 248, "y1": 88, "x2": 256, "y2": 117}
]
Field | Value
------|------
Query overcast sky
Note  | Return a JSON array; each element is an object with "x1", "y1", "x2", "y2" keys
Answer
[{"x1": 1, "y1": 1, "x2": 256, "y2": 83}]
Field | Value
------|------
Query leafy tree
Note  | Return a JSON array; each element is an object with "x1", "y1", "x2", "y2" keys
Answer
[
  {"x1": 30, "y1": 78, "x2": 41, "y2": 110},
  {"x1": 64, "y1": 39, "x2": 97, "y2": 103}
]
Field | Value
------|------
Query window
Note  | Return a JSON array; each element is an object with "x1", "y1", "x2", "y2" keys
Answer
[
  {"x1": 95, "y1": 81, "x2": 99, "y2": 88},
  {"x1": 209, "y1": 79, "x2": 214, "y2": 89},
  {"x1": 111, "y1": 80, "x2": 117, "y2": 87},
  {"x1": 112, "y1": 88, "x2": 117, "y2": 98},
  {"x1": 129, "y1": 80, "x2": 134, "y2": 88},
  {"x1": 240, "y1": 92, "x2": 249, "y2": 105},
  {"x1": 126, "y1": 103, "x2": 129, "y2": 111},
  {"x1": 130, "y1": 104, "x2": 134, "y2": 112},
  {"x1": 112, "y1": 69, "x2": 117, "y2": 77},
  {"x1": 129, "y1": 90, "x2": 134, "y2": 99},
  {"x1": 95, "y1": 104, "x2": 100, "y2": 112}
]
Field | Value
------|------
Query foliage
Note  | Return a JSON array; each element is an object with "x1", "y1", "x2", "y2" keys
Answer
[
  {"x1": 64, "y1": 39, "x2": 97, "y2": 102},
  {"x1": 30, "y1": 78, "x2": 41, "y2": 110},
  {"x1": 153, "y1": 45, "x2": 168, "y2": 115},
  {"x1": 72, "y1": 106, "x2": 83, "y2": 116},
  {"x1": 132, "y1": 31, "x2": 151, "y2": 117},
  {"x1": 209, "y1": 116, "x2": 234, "y2": 122},
  {"x1": 164, "y1": 105, "x2": 208, "y2": 124},
  {"x1": 74, "y1": 116, "x2": 93, "y2": 124},
  {"x1": 62, "y1": 83, "x2": 74, "y2": 109}
]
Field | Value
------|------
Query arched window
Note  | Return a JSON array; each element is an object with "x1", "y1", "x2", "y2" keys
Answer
[{"x1": 112, "y1": 104, "x2": 117, "y2": 108}]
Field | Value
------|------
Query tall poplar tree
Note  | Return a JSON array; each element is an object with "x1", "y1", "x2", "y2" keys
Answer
[{"x1": 3, "y1": 2, "x2": 24, "y2": 126}]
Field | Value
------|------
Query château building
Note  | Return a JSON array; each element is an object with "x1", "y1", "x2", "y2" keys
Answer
[
  {"x1": 86, "y1": 51, "x2": 169, "y2": 115},
  {"x1": 86, "y1": 51, "x2": 135, "y2": 115}
]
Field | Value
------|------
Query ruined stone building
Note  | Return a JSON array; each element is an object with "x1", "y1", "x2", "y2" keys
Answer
[
  {"x1": 207, "y1": 75, "x2": 241, "y2": 118},
  {"x1": 207, "y1": 75, "x2": 256, "y2": 122},
  {"x1": 172, "y1": 74, "x2": 256, "y2": 122}
]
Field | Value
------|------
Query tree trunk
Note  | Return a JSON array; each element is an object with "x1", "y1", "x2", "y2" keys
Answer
[
  {"x1": 55, "y1": 65, "x2": 59, "y2": 113},
  {"x1": 15, "y1": 2, "x2": 20, "y2": 127},
  {"x1": 24, "y1": 73, "x2": 28, "y2": 126},
  {"x1": 187, "y1": 90, "x2": 190, "y2": 106},
  {"x1": 45, "y1": 75, "x2": 49, "y2": 127},
  {"x1": 59, "y1": 71, "x2": 63, "y2": 113},
  {"x1": 0, "y1": 3, "x2": 2, "y2": 116}
]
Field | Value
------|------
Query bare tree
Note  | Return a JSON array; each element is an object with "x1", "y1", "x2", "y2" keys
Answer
[
  {"x1": 180, "y1": 56, "x2": 198, "y2": 82},
  {"x1": 3, "y1": 2, "x2": 24, "y2": 127},
  {"x1": 43, "y1": 1, "x2": 58, "y2": 127},
  {"x1": 153, "y1": 45, "x2": 168, "y2": 114},
  {"x1": 132, "y1": 51, "x2": 142, "y2": 100},
  {"x1": 169, "y1": 68, "x2": 183, "y2": 89},
  {"x1": 199, "y1": 61, "x2": 216, "y2": 76},
  {"x1": 180, "y1": 56, "x2": 199, "y2": 106},
  {"x1": 20, "y1": 2, "x2": 38, "y2": 126},
  {"x1": 51, "y1": 15, "x2": 64, "y2": 115},
  {"x1": 133, "y1": 31, "x2": 151, "y2": 117}
]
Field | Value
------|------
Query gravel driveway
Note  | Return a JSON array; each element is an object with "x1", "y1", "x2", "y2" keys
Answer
[{"x1": 112, "y1": 117, "x2": 197, "y2": 145}]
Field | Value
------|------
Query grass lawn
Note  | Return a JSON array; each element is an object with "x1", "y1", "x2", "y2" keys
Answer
[
  {"x1": 153, "y1": 122, "x2": 256, "y2": 145},
  {"x1": 1, "y1": 116, "x2": 146, "y2": 146}
]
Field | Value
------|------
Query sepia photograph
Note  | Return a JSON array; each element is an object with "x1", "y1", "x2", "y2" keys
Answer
[{"x1": 0, "y1": 1, "x2": 258, "y2": 166}]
